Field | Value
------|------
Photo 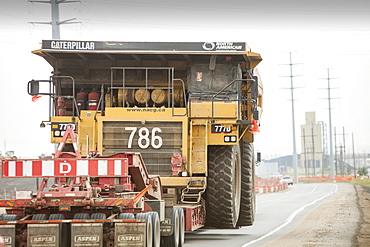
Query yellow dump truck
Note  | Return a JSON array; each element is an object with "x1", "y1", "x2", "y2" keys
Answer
[{"x1": 1, "y1": 41, "x2": 262, "y2": 246}]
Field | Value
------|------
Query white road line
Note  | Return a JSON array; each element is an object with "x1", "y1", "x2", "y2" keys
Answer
[
  {"x1": 308, "y1": 185, "x2": 317, "y2": 194},
  {"x1": 242, "y1": 184, "x2": 338, "y2": 247}
]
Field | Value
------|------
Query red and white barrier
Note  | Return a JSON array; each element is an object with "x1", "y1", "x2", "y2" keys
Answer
[{"x1": 1, "y1": 159, "x2": 128, "y2": 178}]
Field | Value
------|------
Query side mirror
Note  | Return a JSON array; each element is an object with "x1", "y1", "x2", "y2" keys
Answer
[
  {"x1": 28, "y1": 80, "x2": 39, "y2": 95},
  {"x1": 251, "y1": 76, "x2": 258, "y2": 100},
  {"x1": 27, "y1": 79, "x2": 55, "y2": 96}
]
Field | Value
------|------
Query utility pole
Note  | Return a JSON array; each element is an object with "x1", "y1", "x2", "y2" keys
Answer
[
  {"x1": 318, "y1": 121, "x2": 327, "y2": 176},
  {"x1": 352, "y1": 133, "x2": 356, "y2": 178},
  {"x1": 302, "y1": 128, "x2": 308, "y2": 177},
  {"x1": 282, "y1": 52, "x2": 300, "y2": 184},
  {"x1": 342, "y1": 127, "x2": 347, "y2": 175},
  {"x1": 29, "y1": 0, "x2": 80, "y2": 39},
  {"x1": 321, "y1": 68, "x2": 336, "y2": 180},
  {"x1": 311, "y1": 125, "x2": 316, "y2": 176},
  {"x1": 334, "y1": 127, "x2": 338, "y2": 175}
]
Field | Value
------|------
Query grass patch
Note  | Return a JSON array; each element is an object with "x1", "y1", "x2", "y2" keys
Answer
[
  {"x1": 351, "y1": 177, "x2": 370, "y2": 188},
  {"x1": 299, "y1": 178, "x2": 329, "y2": 183}
]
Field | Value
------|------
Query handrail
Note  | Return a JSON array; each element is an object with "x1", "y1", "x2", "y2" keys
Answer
[
  {"x1": 210, "y1": 77, "x2": 255, "y2": 122},
  {"x1": 172, "y1": 79, "x2": 188, "y2": 117},
  {"x1": 52, "y1": 76, "x2": 77, "y2": 118},
  {"x1": 110, "y1": 67, "x2": 187, "y2": 114}
]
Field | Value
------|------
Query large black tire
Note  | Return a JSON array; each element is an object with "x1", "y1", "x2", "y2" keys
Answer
[
  {"x1": 73, "y1": 213, "x2": 90, "y2": 219},
  {"x1": 136, "y1": 213, "x2": 153, "y2": 247},
  {"x1": 206, "y1": 145, "x2": 241, "y2": 228},
  {"x1": 237, "y1": 142, "x2": 256, "y2": 226},
  {"x1": 2, "y1": 214, "x2": 19, "y2": 221},
  {"x1": 32, "y1": 214, "x2": 48, "y2": 220},
  {"x1": 161, "y1": 208, "x2": 179, "y2": 247},
  {"x1": 91, "y1": 213, "x2": 106, "y2": 219},
  {"x1": 118, "y1": 213, "x2": 135, "y2": 220},
  {"x1": 147, "y1": 212, "x2": 160, "y2": 247},
  {"x1": 49, "y1": 214, "x2": 65, "y2": 220},
  {"x1": 174, "y1": 207, "x2": 185, "y2": 247}
]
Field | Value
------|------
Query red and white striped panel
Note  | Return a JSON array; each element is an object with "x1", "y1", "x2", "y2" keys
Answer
[{"x1": 1, "y1": 159, "x2": 128, "y2": 178}]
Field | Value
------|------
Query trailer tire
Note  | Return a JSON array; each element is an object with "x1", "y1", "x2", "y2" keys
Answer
[
  {"x1": 161, "y1": 208, "x2": 179, "y2": 247},
  {"x1": 237, "y1": 142, "x2": 256, "y2": 226},
  {"x1": 91, "y1": 213, "x2": 106, "y2": 219},
  {"x1": 49, "y1": 214, "x2": 65, "y2": 220},
  {"x1": 174, "y1": 207, "x2": 185, "y2": 247},
  {"x1": 1, "y1": 214, "x2": 19, "y2": 221},
  {"x1": 73, "y1": 213, "x2": 90, "y2": 219},
  {"x1": 147, "y1": 212, "x2": 160, "y2": 247},
  {"x1": 206, "y1": 145, "x2": 241, "y2": 228},
  {"x1": 118, "y1": 213, "x2": 135, "y2": 220},
  {"x1": 136, "y1": 213, "x2": 153, "y2": 247},
  {"x1": 32, "y1": 214, "x2": 48, "y2": 220}
]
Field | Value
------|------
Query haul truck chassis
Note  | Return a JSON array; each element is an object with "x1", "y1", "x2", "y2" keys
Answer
[{"x1": 0, "y1": 41, "x2": 262, "y2": 246}]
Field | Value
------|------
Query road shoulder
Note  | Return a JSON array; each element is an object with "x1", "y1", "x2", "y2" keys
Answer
[
  {"x1": 354, "y1": 184, "x2": 370, "y2": 247},
  {"x1": 264, "y1": 183, "x2": 360, "y2": 247}
]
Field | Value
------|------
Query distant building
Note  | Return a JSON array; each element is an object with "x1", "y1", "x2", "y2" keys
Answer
[
  {"x1": 256, "y1": 161, "x2": 279, "y2": 179},
  {"x1": 300, "y1": 112, "x2": 324, "y2": 176}
]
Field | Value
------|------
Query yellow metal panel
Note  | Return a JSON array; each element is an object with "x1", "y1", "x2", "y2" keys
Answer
[
  {"x1": 190, "y1": 101, "x2": 237, "y2": 118},
  {"x1": 160, "y1": 177, "x2": 206, "y2": 187},
  {"x1": 189, "y1": 120, "x2": 208, "y2": 174},
  {"x1": 208, "y1": 123, "x2": 239, "y2": 145},
  {"x1": 105, "y1": 107, "x2": 186, "y2": 117},
  {"x1": 78, "y1": 111, "x2": 100, "y2": 156},
  {"x1": 50, "y1": 116, "x2": 75, "y2": 143}
]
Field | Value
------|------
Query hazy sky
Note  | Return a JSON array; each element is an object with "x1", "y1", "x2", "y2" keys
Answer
[{"x1": 1, "y1": 0, "x2": 370, "y2": 158}]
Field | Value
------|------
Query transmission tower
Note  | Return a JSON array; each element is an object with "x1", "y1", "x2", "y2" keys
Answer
[
  {"x1": 322, "y1": 68, "x2": 337, "y2": 180},
  {"x1": 281, "y1": 52, "x2": 301, "y2": 184},
  {"x1": 29, "y1": 0, "x2": 80, "y2": 39}
]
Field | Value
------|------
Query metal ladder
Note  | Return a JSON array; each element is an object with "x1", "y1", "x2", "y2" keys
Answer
[
  {"x1": 180, "y1": 179, "x2": 206, "y2": 204},
  {"x1": 189, "y1": 120, "x2": 208, "y2": 174}
]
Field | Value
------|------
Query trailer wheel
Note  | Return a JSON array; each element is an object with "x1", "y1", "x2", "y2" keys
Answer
[
  {"x1": 161, "y1": 208, "x2": 179, "y2": 247},
  {"x1": 147, "y1": 212, "x2": 161, "y2": 247},
  {"x1": 91, "y1": 213, "x2": 106, "y2": 219},
  {"x1": 207, "y1": 145, "x2": 241, "y2": 228},
  {"x1": 1, "y1": 214, "x2": 19, "y2": 221},
  {"x1": 136, "y1": 213, "x2": 153, "y2": 247},
  {"x1": 237, "y1": 142, "x2": 256, "y2": 226},
  {"x1": 174, "y1": 207, "x2": 185, "y2": 247},
  {"x1": 73, "y1": 213, "x2": 90, "y2": 219},
  {"x1": 49, "y1": 214, "x2": 65, "y2": 220},
  {"x1": 32, "y1": 214, "x2": 48, "y2": 220},
  {"x1": 118, "y1": 213, "x2": 135, "y2": 220}
]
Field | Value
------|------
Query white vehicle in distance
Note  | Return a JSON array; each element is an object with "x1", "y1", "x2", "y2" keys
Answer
[{"x1": 280, "y1": 176, "x2": 294, "y2": 185}]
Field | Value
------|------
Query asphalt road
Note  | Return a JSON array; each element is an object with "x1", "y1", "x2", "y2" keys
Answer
[{"x1": 184, "y1": 183, "x2": 340, "y2": 247}]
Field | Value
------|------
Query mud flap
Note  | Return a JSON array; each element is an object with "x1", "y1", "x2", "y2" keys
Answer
[
  {"x1": 71, "y1": 223, "x2": 102, "y2": 247},
  {"x1": 0, "y1": 225, "x2": 15, "y2": 247},
  {"x1": 28, "y1": 224, "x2": 62, "y2": 247},
  {"x1": 160, "y1": 207, "x2": 174, "y2": 236},
  {"x1": 115, "y1": 222, "x2": 146, "y2": 247}
]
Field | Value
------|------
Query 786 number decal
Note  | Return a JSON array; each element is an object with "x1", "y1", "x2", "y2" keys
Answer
[{"x1": 125, "y1": 127, "x2": 163, "y2": 149}]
